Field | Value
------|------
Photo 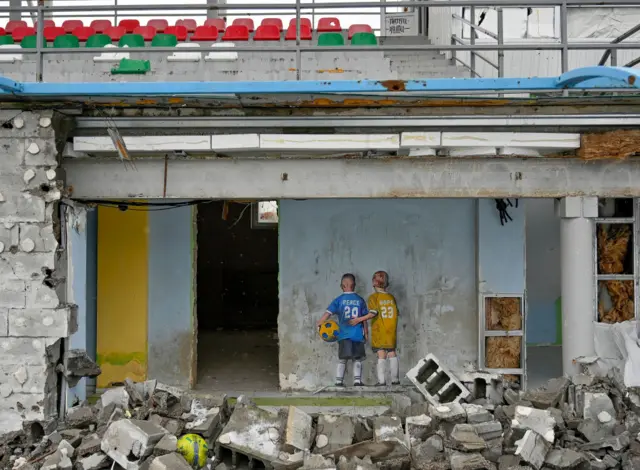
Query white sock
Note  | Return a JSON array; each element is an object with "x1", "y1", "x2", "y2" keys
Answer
[
  {"x1": 353, "y1": 361, "x2": 363, "y2": 383},
  {"x1": 377, "y1": 359, "x2": 386, "y2": 384},
  {"x1": 389, "y1": 356, "x2": 399, "y2": 383},
  {"x1": 336, "y1": 360, "x2": 346, "y2": 383}
]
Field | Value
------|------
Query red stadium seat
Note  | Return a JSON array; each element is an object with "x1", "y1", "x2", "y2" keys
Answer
[
  {"x1": 12, "y1": 26, "x2": 34, "y2": 41},
  {"x1": 261, "y1": 18, "x2": 283, "y2": 31},
  {"x1": 35, "y1": 19, "x2": 55, "y2": 29},
  {"x1": 190, "y1": 25, "x2": 218, "y2": 41},
  {"x1": 231, "y1": 18, "x2": 254, "y2": 32},
  {"x1": 118, "y1": 19, "x2": 140, "y2": 33},
  {"x1": 6, "y1": 20, "x2": 27, "y2": 33},
  {"x1": 317, "y1": 17, "x2": 341, "y2": 32},
  {"x1": 147, "y1": 19, "x2": 168, "y2": 32},
  {"x1": 133, "y1": 25, "x2": 156, "y2": 41},
  {"x1": 347, "y1": 24, "x2": 373, "y2": 39},
  {"x1": 176, "y1": 19, "x2": 197, "y2": 32},
  {"x1": 254, "y1": 24, "x2": 280, "y2": 41},
  {"x1": 0, "y1": 28, "x2": 6, "y2": 36},
  {"x1": 62, "y1": 19, "x2": 83, "y2": 33},
  {"x1": 204, "y1": 18, "x2": 225, "y2": 32},
  {"x1": 90, "y1": 19, "x2": 112, "y2": 33},
  {"x1": 222, "y1": 24, "x2": 249, "y2": 41},
  {"x1": 164, "y1": 25, "x2": 187, "y2": 41},
  {"x1": 73, "y1": 26, "x2": 96, "y2": 41},
  {"x1": 104, "y1": 26, "x2": 126, "y2": 41},
  {"x1": 288, "y1": 18, "x2": 312, "y2": 30},
  {"x1": 43, "y1": 26, "x2": 65, "y2": 41},
  {"x1": 284, "y1": 24, "x2": 311, "y2": 40}
]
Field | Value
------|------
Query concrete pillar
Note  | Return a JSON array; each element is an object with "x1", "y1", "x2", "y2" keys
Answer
[
  {"x1": 207, "y1": 0, "x2": 225, "y2": 19},
  {"x1": 557, "y1": 197, "x2": 598, "y2": 376}
]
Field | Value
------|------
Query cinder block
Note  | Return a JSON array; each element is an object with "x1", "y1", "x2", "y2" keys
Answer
[
  {"x1": 24, "y1": 139, "x2": 57, "y2": 166},
  {"x1": 101, "y1": 419, "x2": 168, "y2": 469},
  {"x1": 314, "y1": 415, "x2": 355, "y2": 454},
  {"x1": 26, "y1": 281, "x2": 59, "y2": 309},
  {"x1": 0, "y1": 279, "x2": 26, "y2": 308},
  {"x1": 511, "y1": 406, "x2": 557, "y2": 443},
  {"x1": 0, "y1": 392, "x2": 46, "y2": 421},
  {"x1": 9, "y1": 307, "x2": 70, "y2": 337},
  {"x1": 0, "y1": 179, "x2": 46, "y2": 223},
  {"x1": 283, "y1": 406, "x2": 313, "y2": 453},
  {"x1": 515, "y1": 430, "x2": 551, "y2": 470},
  {"x1": 0, "y1": 252, "x2": 56, "y2": 280},
  {"x1": 373, "y1": 416, "x2": 406, "y2": 446},
  {"x1": 19, "y1": 224, "x2": 57, "y2": 252},
  {"x1": 0, "y1": 139, "x2": 26, "y2": 172},
  {"x1": 0, "y1": 337, "x2": 46, "y2": 366},
  {"x1": 405, "y1": 415, "x2": 435, "y2": 443},
  {"x1": 406, "y1": 354, "x2": 470, "y2": 405},
  {"x1": 0, "y1": 363, "x2": 48, "y2": 394},
  {"x1": 0, "y1": 308, "x2": 7, "y2": 335},
  {"x1": 0, "y1": 224, "x2": 19, "y2": 250}
]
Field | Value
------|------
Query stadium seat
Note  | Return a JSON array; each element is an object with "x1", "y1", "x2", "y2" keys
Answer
[
  {"x1": 133, "y1": 26, "x2": 156, "y2": 41},
  {"x1": 105, "y1": 26, "x2": 126, "y2": 41},
  {"x1": 90, "y1": 19, "x2": 112, "y2": 33},
  {"x1": 164, "y1": 25, "x2": 187, "y2": 41},
  {"x1": 20, "y1": 35, "x2": 46, "y2": 48},
  {"x1": 348, "y1": 24, "x2": 373, "y2": 39},
  {"x1": 0, "y1": 44, "x2": 22, "y2": 62},
  {"x1": 261, "y1": 18, "x2": 283, "y2": 31},
  {"x1": 167, "y1": 42, "x2": 201, "y2": 61},
  {"x1": 62, "y1": 19, "x2": 83, "y2": 33},
  {"x1": 35, "y1": 20, "x2": 55, "y2": 29},
  {"x1": 190, "y1": 25, "x2": 218, "y2": 41},
  {"x1": 44, "y1": 26, "x2": 66, "y2": 42},
  {"x1": 176, "y1": 19, "x2": 197, "y2": 32},
  {"x1": 6, "y1": 20, "x2": 27, "y2": 33},
  {"x1": 0, "y1": 36, "x2": 13, "y2": 45},
  {"x1": 73, "y1": 26, "x2": 96, "y2": 41},
  {"x1": 118, "y1": 19, "x2": 140, "y2": 33},
  {"x1": 204, "y1": 18, "x2": 225, "y2": 32},
  {"x1": 288, "y1": 18, "x2": 312, "y2": 30},
  {"x1": 222, "y1": 25, "x2": 249, "y2": 41},
  {"x1": 111, "y1": 57, "x2": 150, "y2": 74},
  {"x1": 350, "y1": 32, "x2": 377, "y2": 45},
  {"x1": 151, "y1": 33, "x2": 177, "y2": 47},
  {"x1": 317, "y1": 17, "x2": 341, "y2": 32},
  {"x1": 254, "y1": 24, "x2": 280, "y2": 41},
  {"x1": 118, "y1": 33, "x2": 145, "y2": 48},
  {"x1": 12, "y1": 26, "x2": 35, "y2": 42},
  {"x1": 85, "y1": 33, "x2": 112, "y2": 48},
  {"x1": 285, "y1": 24, "x2": 311, "y2": 40},
  {"x1": 232, "y1": 18, "x2": 254, "y2": 32},
  {"x1": 317, "y1": 32, "x2": 344, "y2": 46},
  {"x1": 0, "y1": 28, "x2": 7, "y2": 37},
  {"x1": 147, "y1": 19, "x2": 168, "y2": 32},
  {"x1": 53, "y1": 34, "x2": 79, "y2": 48}
]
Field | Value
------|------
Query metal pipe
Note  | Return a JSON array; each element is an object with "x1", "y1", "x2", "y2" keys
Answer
[
  {"x1": 469, "y1": 6, "x2": 477, "y2": 76},
  {"x1": 497, "y1": 7, "x2": 504, "y2": 78},
  {"x1": 453, "y1": 57, "x2": 482, "y2": 77},
  {"x1": 626, "y1": 55, "x2": 640, "y2": 68},
  {"x1": 560, "y1": 1, "x2": 568, "y2": 73},
  {"x1": 35, "y1": 2, "x2": 44, "y2": 82},
  {"x1": 296, "y1": 0, "x2": 301, "y2": 80},
  {"x1": 452, "y1": 35, "x2": 499, "y2": 69},
  {"x1": 452, "y1": 12, "x2": 497, "y2": 39},
  {"x1": 611, "y1": 48, "x2": 618, "y2": 67},
  {"x1": 599, "y1": 22, "x2": 640, "y2": 66}
]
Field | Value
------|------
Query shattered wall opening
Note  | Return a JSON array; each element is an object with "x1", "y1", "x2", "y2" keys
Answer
[
  {"x1": 196, "y1": 201, "x2": 279, "y2": 391},
  {"x1": 483, "y1": 296, "x2": 523, "y2": 386}
]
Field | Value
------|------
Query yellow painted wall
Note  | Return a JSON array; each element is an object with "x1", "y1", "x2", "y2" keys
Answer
[{"x1": 97, "y1": 206, "x2": 149, "y2": 387}]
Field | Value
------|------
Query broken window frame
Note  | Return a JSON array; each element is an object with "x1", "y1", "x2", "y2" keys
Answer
[
  {"x1": 478, "y1": 293, "x2": 526, "y2": 383},
  {"x1": 593, "y1": 198, "x2": 638, "y2": 322},
  {"x1": 251, "y1": 201, "x2": 279, "y2": 229}
]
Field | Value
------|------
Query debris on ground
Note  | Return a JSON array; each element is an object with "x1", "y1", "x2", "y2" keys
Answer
[{"x1": 3, "y1": 367, "x2": 640, "y2": 470}]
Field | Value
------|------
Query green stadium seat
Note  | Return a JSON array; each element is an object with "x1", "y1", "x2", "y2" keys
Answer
[
  {"x1": 111, "y1": 58, "x2": 150, "y2": 74},
  {"x1": 20, "y1": 35, "x2": 46, "y2": 49},
  {"x1": 53, "y1": 34, "x2": 79, "y2": 48},
  {"x1": 118, "y1": 33, "x2": 144, "y2": 48},
  {"x1": 0, "y1": 36, "x2": 14, "y2": 45},
  {"x1": 86, "y1": 34, "x2": 112, "y2": 48},
  {"x1": 151, "y1": 33, "x2": 178, "y2": 47},
  {"x1": 350, "y1": 32, "x2": 377, "y2": 46},
  {"x1": 317, "y1": 32, "x2": 344, "y2": 46}
]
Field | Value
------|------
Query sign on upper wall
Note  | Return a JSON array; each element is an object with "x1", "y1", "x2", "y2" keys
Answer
[{"x1": 383, "y1": 12, "x2": 418, "y2": 36}]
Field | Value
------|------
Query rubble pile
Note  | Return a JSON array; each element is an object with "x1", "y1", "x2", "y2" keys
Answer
[{"x1": 4, "y1": 369, "x2": 640, "y2": 470}]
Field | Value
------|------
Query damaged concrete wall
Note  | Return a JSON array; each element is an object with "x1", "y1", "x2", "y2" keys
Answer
[
  {"x1": 147, "y1": 205, "x2": 195, "y2": 388},
  {"x1": 0, "y1": 111, "x2": 71, "y2": 432},
  {"x1": 278, "y1": 199, "x2": 477, "y2": 390}
]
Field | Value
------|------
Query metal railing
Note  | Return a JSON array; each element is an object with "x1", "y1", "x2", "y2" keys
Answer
[
  {"x1": 599, "y1": 22, "x2": 640, "y2": 68},
  {"x1": 0, "y1": 0, "x2": 639, "y2": 82}
]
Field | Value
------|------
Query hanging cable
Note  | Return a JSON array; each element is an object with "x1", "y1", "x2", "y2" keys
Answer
[{"x1": 495, "y1": 198, "x2": 518, "y2": 225}]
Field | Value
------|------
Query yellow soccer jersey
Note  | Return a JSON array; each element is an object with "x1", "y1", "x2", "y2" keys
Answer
[{"x1": 367, "y1": 291, "x2": 399, "y2": 349}]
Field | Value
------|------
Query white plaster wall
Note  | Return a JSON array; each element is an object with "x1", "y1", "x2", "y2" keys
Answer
[{"x1": 278, "y1": 199, "x2": 477, "y2": 390}]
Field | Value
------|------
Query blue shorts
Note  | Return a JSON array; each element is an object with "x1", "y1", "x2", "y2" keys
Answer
[{"x1": 338, "y1": 339, "x2": 366, "y2": 360}]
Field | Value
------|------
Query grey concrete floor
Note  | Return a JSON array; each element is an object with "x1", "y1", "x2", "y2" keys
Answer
[
  {"x1": 196, "y1": 329, "x2": 280, "y2": 392},
  {"x1": 526, "y1": 345, "x2": 563, "y2": 390}
]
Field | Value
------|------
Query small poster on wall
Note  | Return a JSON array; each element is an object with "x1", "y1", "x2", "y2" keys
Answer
[{"x1": 383, "y1": 12, "x2": 418, "y2": 36}]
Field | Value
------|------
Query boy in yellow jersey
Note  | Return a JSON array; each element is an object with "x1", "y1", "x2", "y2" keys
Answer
[{"x1": 349, "y1": 271, "x2": 400, "y2": 386}]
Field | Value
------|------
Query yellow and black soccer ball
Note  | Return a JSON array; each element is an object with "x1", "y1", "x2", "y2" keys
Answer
[
  {"x1": 319, "y1": 319, "x2": 340, "y2": 342},
  {"x1": 177, "y1": 433, "x2": 208, "y2": 469}
]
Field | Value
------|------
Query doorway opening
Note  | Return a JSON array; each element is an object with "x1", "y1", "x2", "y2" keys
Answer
[{"x1": 196, "y1": 200, "x2": 280, "y2": 391}]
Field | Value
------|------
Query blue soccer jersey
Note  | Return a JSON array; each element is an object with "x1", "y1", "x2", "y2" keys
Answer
[{"x1": 326, "y1": 292, "x2": 368, "y2": 342}]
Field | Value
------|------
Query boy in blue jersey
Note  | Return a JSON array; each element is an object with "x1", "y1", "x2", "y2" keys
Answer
[{"x1": 317, "y1": 273, "x2": 368, "y2": 386}]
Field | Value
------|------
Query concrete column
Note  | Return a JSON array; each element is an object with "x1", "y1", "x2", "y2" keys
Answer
[
  {"x1": 557, "y1": 197, "x2": 598, "y2": 376},
  {"x1": 207, "y1": 0, "x2": 225, "y2": 19}
]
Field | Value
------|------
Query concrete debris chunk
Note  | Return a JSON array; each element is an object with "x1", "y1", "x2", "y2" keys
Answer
[
  {"x1": 511, "y1": 406, "x2": 556, "y2": 443},
  {"x1": 153, "y1": 434, "x2": 177, "y2": 456},
  {"x1": 543, "y1": 449, "x2": 587, "y2": 469},
  {"x1": 301, "y1": 453, "x2": 336, "y2": 470},
  {"x1": 579, "y1": 431, "x2": 630, "y2": 451},
  {"x1": 57, "y1": 439, "x2": 75, "y2": 458},
  {"x1": 373, "y1": 415, "x2": 406, "y2": 446},
  {"x1": 411, "y1": 434, "x2": 445, "y2": 462},
  {"x1": 314, "y1": 415, "x2": 355, "y2": 454},
  {"x1": 100, "y1": 387, "x2": 130, "y2": 410},
  {"x1": 497, "y1": 454, "x2": 522, "y2": 469},
  {"x1": 515, "y1": 430, "x2": 551, "y2": 470},
  {"x1": 75, "y1": 452, "x2": 110, "y2": 470},
  {"x1": 283, "y1": 406, "x2": 313, "y2": 453},
  {"x1": 429, "y1": 402, "x2": 466, "y2": 423},
  {"x1": 472, "y1": 421, "x2": 503, "y2": 441},
  {"x1": 100, "y1": 419, "x2": 167, "y2": 469},
  {"x1": 77, "y1": 434, "x2": 101, "y2": 457},
  {"x1": 148, "y1": 453, "x2": 192, "y2": 470},
  {"x1": 405, "y1": 414, "x2": 434, "y2": 442},
  {"x1": 66, "y1": 406, "x2": 95, "y2": 429},
  {"x1": 63, "y1": 350, "x2": 101, "y2": 387},
  {"x1": 522, "y1": 377, "x2": 570, "y2": 409},
  {"x1": 449, "y1": 451, "x2": 496, "y2": 470},
  {"x1": 463, "y1": 404, "x2": 493, "y2": 424},
  {"x1": 449, "y1": 424, "x2": 487, "y2": 452},
  {"x1": 406, "y1": 353, "x2": 470, "y2": 405}
]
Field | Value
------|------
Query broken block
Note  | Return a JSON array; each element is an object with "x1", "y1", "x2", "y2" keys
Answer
[
  {"x1": 449, "y1": 424, "x2": 486, "y2": 452},
  {"x1": 472, "y1": 421, "x2": 503, "y2": 441},
  {"x1": 100, "y1": 387, "x2": 130, "y2": 409},
  {"x1": 373, "y1": 416, "x2": 406, "y2": 446},
  {"x1": 148, "y1": 453, "x2": 192, "y2": 470},
  {"x1": 511, "y1": 406, "x2": 556, "y2": 443},
  {"x1": 463, "y1": 404, "x2": 493, "y2": 424},
  {"x1": 283, "y1": 406, "x2": 313, "y2": 453},
  {"x1": 429, "y1": 402, "x2": 466, "y2": 424},
  {"x1": 75, "y1": 452, "x2": 109, "y2": 470},
  {"x1": 583, "y1": 392, "x2": 616, "y2": 429},
  {"x1": 406, "y1": 354, "x2": 470, "y2": 405},
  {"x1": 449, "y1": 451, "x2": 496, "y2": 470},
  {"x1": 314, "y1": 415, "x2": 355, "y2": 454},
  {"x1": 522, "y1": 377, "x2": 570, "y2": 409},
  {"x1": 63, "y1": 350, "x2": 101, "y2": 387},
  {"x1": 544, "y1": 448, "x2": 587, "y2": 469},
  {"x1": 66, "y1": 406, "x2": 95, "y2": 428},
  {"x1": 100, "y1": 419, "x2": 167, "y2": 469},
  {"x1": 153, "y1": 434, "x2": 177, "y2": 456},
  {"x1": 515, "y1": 430, "x2": 551, "y2": 470},
  {"x1": 77, "y1": 434, "x2": 101, "y2": 458},
  {"x1": 405, "y1": 414, "x2": 434, "y2": 442}
]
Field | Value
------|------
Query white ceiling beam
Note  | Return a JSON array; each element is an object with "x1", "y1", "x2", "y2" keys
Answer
[
  {"x1": 259, "y1": 134, "x2": 400, "y2": 151},
  {"x1": 73, "y1": 135, "x2": 212, "y2": 152},
  {"x1": 441, "y1": 132, "x2": 580, "y2": 149}
]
